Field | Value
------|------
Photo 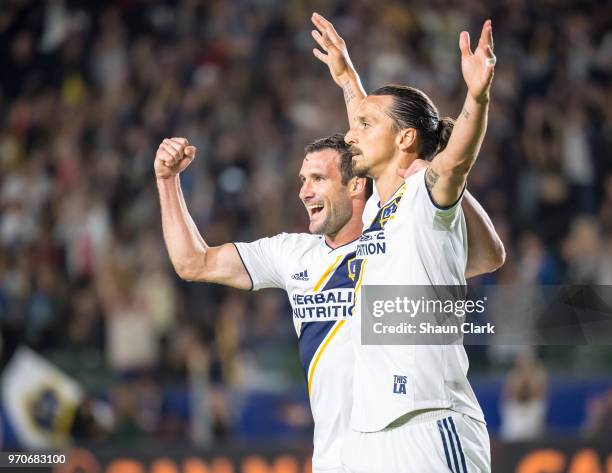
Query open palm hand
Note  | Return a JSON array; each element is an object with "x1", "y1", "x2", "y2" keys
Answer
[
  {"x1": 311, "y1": 12, "x2": 355, "y2": 86},
  {"x1": 460, "y1": 20, "x2": 496, "y2": 104}
]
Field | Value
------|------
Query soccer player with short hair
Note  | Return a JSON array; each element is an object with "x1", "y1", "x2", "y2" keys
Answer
[
  {"x1": 312, "y1": 12, "x2": 499, "y2": 473},
  {"x1": 156, "y1": 134, "x2": 369, "y2": 472}
]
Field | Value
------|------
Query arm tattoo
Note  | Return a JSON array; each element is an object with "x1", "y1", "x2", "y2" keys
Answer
[
  {"x1": 342, "y1": 82, "x2": 356, "y2": 104},
  {"x1": 461, "y1": 107, "x2": 471, "y2": 120},
  {"x1": 425, "y1": 167, "x2": 439, "y2": 192}
]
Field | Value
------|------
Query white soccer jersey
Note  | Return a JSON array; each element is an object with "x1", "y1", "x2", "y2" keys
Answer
[
  {"x1": 350, "y1": 169, "x2": 485, "y2": 433},
  {"x1": 235, "y1": 234, "x2": 364, "y2": 472}
]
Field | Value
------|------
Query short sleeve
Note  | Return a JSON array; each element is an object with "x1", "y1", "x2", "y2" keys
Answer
[
  {"x1": 411, "y1": 169, "x2": 465, "y2": 230},
  {"x1": 234, "y1": 233, "x2": 291, "y2": 291}
]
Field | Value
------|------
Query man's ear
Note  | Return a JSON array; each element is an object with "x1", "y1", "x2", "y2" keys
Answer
[
  {"x1": 349, "y1": 177, "x2": 366, "y2": 197},
  {"x1": 395, "y1": 128, "x2": 417, "y2": 153}
]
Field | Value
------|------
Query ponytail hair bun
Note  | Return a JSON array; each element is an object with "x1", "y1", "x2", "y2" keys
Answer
[{"x1": 436, "y1": 117, "x2": 455, "y2": 154}]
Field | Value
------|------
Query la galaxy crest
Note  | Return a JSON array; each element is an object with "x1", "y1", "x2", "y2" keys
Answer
[
  {"x1": 347, "y1": 257, "x2": 364, "y2": 282},
  {"x1": 379, "y1": 200, "x2": 399, "y2": 227},
  {"x1": 356, "y1": 186, "x2": 405, "y2": 258},
  {"x1": 378, "y1": 185, "x2": 405, "y2": 228}
]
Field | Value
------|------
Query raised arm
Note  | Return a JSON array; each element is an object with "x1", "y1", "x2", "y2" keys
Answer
[
  {"x1": 155, "y1": 138, "x2": 252, "y2": 289},
  {"x1": 399, "y1": 161, "x2": 505, "y2": 277},
  {"x1": 311, "y1": 12, "x2": 366, "y2": 124},
  {"x1": 426, "y1": 20, "x2": 496, "y2": 207}
]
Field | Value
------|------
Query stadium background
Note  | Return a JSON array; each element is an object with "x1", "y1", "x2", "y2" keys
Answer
[{"x1": 0, "y1": 0, "x2": 611, "y2": 471}]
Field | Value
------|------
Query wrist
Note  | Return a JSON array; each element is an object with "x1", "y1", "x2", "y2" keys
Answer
[
  {"x1": 469, "y1": 91, "x2": 490, "y2": 106},
  {"x1": 338, "y1": 69, "x2": 358, "y2": 87},
  {"x1": 156, "y1": 174, "x2": 179, "y2": 185}
]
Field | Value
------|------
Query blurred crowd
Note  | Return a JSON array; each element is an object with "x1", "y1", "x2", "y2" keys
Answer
[{"x1": 0, "y1": 0, "x2": 611, "y2": 445}]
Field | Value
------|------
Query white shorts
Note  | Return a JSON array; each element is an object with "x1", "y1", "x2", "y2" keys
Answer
[{"x1": 340, "y1": 410, "x2": 491, "y2": 473}]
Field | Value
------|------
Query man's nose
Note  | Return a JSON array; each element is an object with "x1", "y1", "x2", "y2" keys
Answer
[
  {"x1": 300, "y1": 181, "x2": 313, "y2": 200},
  {"x1": 345, "y1": 128, "x2": 357, "y2": 145}
]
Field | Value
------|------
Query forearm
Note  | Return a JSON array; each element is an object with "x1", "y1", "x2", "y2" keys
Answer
[
  {"x1": 339, "y1": 71, "x2": 366, "y2": 125},
  {"x1": 445, "y1": 94, "x2": 489, "y2": 175},
  {"x1": 463, "y1": 190, "x2": 505, "y2": 278},
  {"x1": 157, "y1": 175, "x2": 207, "y2": 277},
  {"x1": 427, "y1": 94, "x2": 489, "y2": 206},
  {"x1": 428, "y1": 19, "x2": 495, "y2": 206}
]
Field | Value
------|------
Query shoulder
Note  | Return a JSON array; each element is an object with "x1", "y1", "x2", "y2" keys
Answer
[
  {"x1": 271, "y1": 232, "x2": 323, "y2": 252},
  {"x1": 277, "y1": 232, "x2": 321, "y2": 244},
  {"x1": 405, "y1": 168, "x2": 427, "y2": 188},
  {"x1": 403, "y1": 167, "x2": 438, "y2": 205}
]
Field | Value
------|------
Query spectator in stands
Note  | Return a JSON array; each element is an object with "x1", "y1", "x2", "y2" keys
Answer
[
  {"x1": 583, "y1": 388, "x2": 612, "y2": 439},
  {"x1": 500, "y1": 348, "x2": 548, "y2": 441}
]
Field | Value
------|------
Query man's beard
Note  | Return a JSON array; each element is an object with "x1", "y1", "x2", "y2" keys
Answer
[
  {"x1": 351, "y1": 158, "x2": 368, "y2": 178},
  {"x1": 311, "y1": 213, "x2": 337, "y2": 235},
  {"x1": 349, "y1": 145, "x2": 368, "y2": 177},
  {"x1": 311, "y1": 206, "x2": 351, "y2": 237}
]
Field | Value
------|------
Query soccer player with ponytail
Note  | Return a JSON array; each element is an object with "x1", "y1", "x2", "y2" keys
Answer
[{"x1": 312, "y1": 12, "x2": 498, "y2": 472}]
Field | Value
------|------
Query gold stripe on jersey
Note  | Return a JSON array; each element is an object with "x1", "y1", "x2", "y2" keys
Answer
[
  {"x1": 306, "y1": 254, "x2": 350, "y2": 394},
  {"x1": 308, "y1": 319, "x2": 346, "y2": 395},
  {"x1": 352, "y1": 258, "x2": 367, "y2": 310},
  {"x1": 313, "y1": 254, "x2": 343, "y2": 292}
]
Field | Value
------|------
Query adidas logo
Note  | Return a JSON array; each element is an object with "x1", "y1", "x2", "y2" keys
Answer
[{"x1": 291, "y1": 270, "x2": 309, "y2": 281}]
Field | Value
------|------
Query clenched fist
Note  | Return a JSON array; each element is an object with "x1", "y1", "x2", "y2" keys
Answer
[{"x1": 154, "y1": 137, "x2": 196, "y2": 179}]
